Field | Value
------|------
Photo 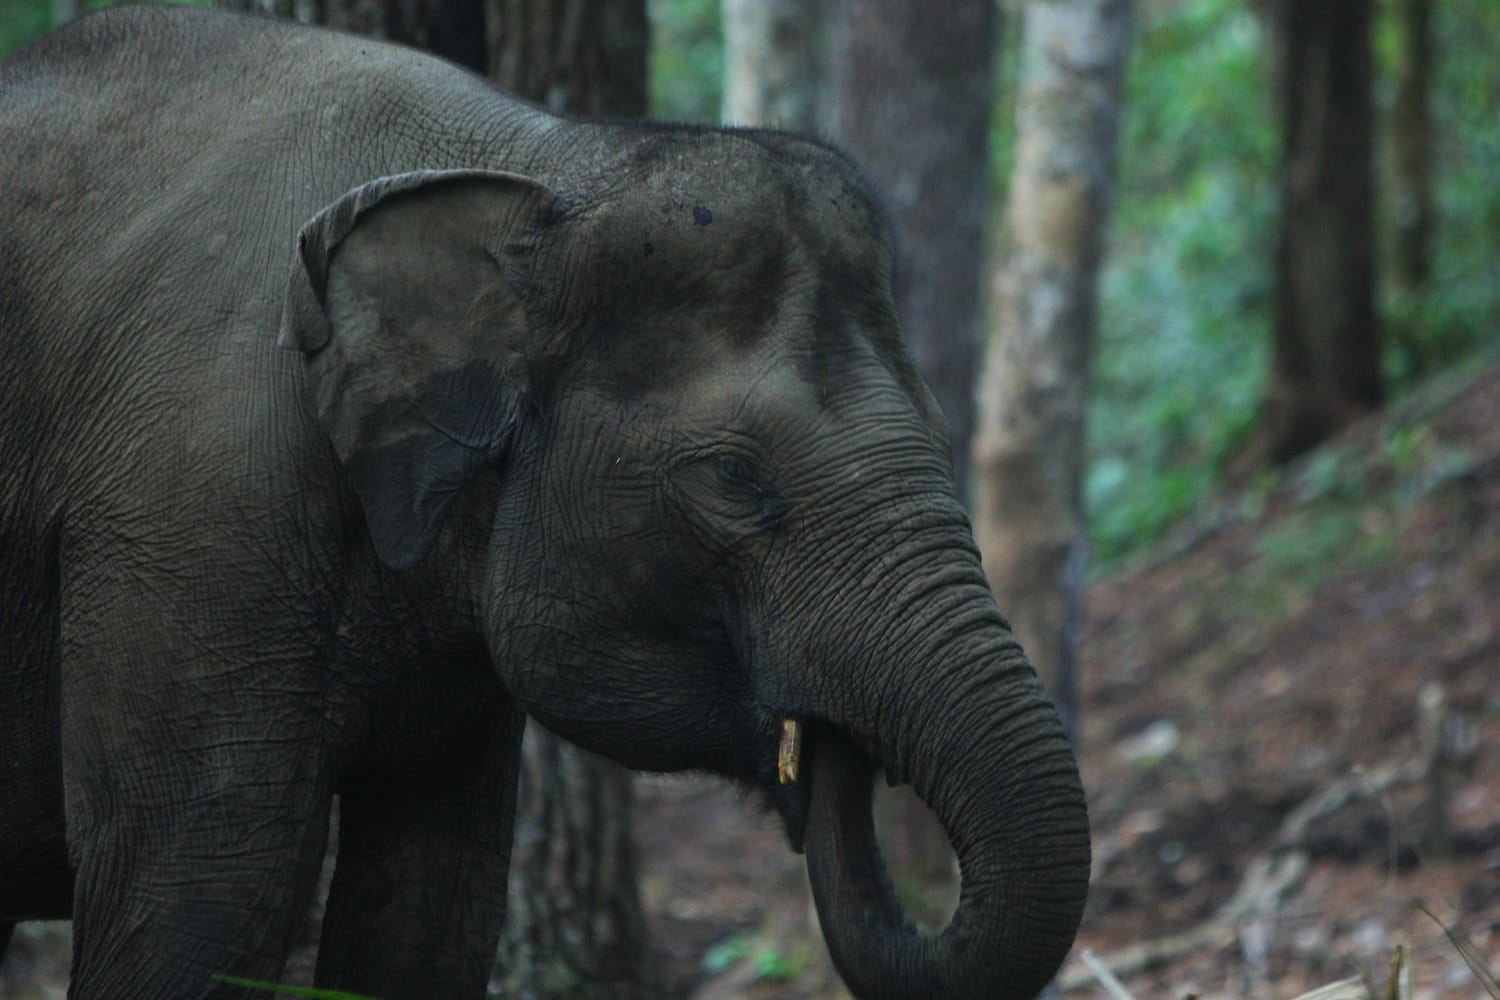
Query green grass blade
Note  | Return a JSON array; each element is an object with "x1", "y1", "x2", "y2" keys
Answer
[
  {"x1": 210, "y1": 973, "x2": 384, "y2": 1000},
  {"x1": 1417, "y1": 900, "x2": 1500, "y2": 999}
]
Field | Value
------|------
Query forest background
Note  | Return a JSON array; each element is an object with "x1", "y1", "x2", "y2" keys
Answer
[
  {"x1": 1, "y1": 0, "x2": 1498, "y2": 998},
  {"x1": 7, "y1": 0, "x2": 1496, "y2": 573}
]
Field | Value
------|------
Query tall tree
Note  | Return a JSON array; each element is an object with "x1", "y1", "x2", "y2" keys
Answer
[
  {"x1": 487, "y1": 0, "x2": 647, "y2": 115},
  {"x1": 1391, "y1": 0, "x2": 1434, "y2": 373},
  {"x1": 1257, "y1": 0, "x2": 1382, "y2": 462},
  {"x1": 973, "y1": 0, "x2": 1133, "y2": 746},
  {"x1": 720, "y1": 0, "x2": 821, "y2": 131},
  {"x1": 1392, "y1": 0, "x2": 1432, "y2": 292},
  {"x1": 215, "y1": 3, "x2": 652, "y2": 997},
  {"x1": 820, "y1": 0, "x2": 995, "y2": 497}
]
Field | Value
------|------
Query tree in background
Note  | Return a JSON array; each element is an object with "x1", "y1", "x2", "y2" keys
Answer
[
  {"x1": 720, "y1": 0, "x2": 820, "y2": 131},
  {"x1": 1390, "y1": 0, "x2": 1434, "y2": 375},
  {"x1": 216, "y1": 2, "x2": 652, "y2": 997},
  {"x1": 973, "y1": 0, "x2": 1134, "y2": 745},
  {"x1": 819, "y1": 0, "x2": 995, "y2": 498},
  {"x1": 1256, "y1": 0, "x2": 1382, "y2": 463}
]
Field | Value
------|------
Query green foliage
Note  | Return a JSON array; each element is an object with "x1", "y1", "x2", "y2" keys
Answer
[
  {"x1": 700, "y1": 931, "x2": 805, "y2": 982},
  {"x1": 211, "y1": 974, "x2": 379, "y2": 1000},
  {"x1": 647, "y1": 0, "x2": 721, "y2": 123},
  {"x1": 1087, "y1": 0, "x2": 1500, "y2": 571},
  {"x1": 1378, "y1": 0, "x2": 1500, "y2": 382},
  {"x1": 1087, "y1": 0, "x2": 1275, "y2": 569},
  {"x1": 0, "y1": 0, "x2": 53, "y2": 55}
]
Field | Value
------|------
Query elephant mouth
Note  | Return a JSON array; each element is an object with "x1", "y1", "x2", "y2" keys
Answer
[{"x1": 761, "y1": 714, "x2": 892, "y2": 855}]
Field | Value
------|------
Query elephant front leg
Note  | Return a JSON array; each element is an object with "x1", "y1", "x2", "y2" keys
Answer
[
  {"x1": 62, "y1": 733, "x2": 334, "y2": 1000},
  {"x1": 315, "y1": 704, "x2": 524, "y2": 1000},
  {"x1": 57, "y1": 559, "x2": 346, "y2": 999}
]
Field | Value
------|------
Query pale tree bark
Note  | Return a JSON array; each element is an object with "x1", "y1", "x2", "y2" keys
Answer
[
  {"x1": 720, "y1": 0, "x2": 822, "y2": 131},
  {"x1": 1256, "y1": 0, "x2": 1382, "y2": 462},
  {"x1": 215, "y1": 3, "x2": 653, "y2": 997},
  {"x1": 973, "y1": 0, "x2": 1133, "y2": 747},
  {"x1": 821, "y1": 0, "x2": 995, "y2": 498}
]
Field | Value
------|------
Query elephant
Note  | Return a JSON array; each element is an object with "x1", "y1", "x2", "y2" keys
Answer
[{"x1": 0, "y1": 6, "x2": 1090, "y2": 1000}]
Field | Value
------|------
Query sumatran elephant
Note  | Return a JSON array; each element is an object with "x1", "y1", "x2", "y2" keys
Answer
[{"x1": 0, "y1": 7, "x2": 1089, "y2": 999}]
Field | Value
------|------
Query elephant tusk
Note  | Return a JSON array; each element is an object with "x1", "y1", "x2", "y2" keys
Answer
[{"x1": 778, "y1": 718, "x2": 802, "y2": 784}]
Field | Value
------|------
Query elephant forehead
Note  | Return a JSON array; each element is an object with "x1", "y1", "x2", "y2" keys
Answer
[{"x1": 584, "y1": 129, "x2": 889, "y2": 275}]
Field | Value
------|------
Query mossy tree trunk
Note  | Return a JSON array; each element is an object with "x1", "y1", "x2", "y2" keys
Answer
[
  {"x1": 1256, "y1": 0, "x2": 1382, "y2": 462},
  {"x1": 1390, "y1": 0, "x2": 1434, "y2": 375},
  {"x1": 973, "y1": 0, "x2": 1133, "y2": 748}
]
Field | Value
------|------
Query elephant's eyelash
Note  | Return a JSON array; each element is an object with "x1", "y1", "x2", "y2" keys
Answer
[{"x1": 715, "y1": 456, "x2": 786, "y2": 533}]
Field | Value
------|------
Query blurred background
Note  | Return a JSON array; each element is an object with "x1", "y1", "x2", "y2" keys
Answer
[{"x1": 1, "y1": 1, "x2": 1497, "y2": 997}]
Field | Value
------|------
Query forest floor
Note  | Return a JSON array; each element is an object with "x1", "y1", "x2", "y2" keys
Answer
[
  {"x1": 636, "y1": 355, "x2": 1500, "y2": 1000},
  {"x1": 4, "y1": 359, "x2": 1499, "y2": 1000}
]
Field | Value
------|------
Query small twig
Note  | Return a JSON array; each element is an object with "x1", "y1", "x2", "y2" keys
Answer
[
  {"x1": 1287, "y1": 976, "x2": 1370, "y2": 1000},
  {"x1": 1416, "y1": 901, "x2": 1500, "y2": 999},
  {"x1": 1078, "y1": 949, "x2": 1137, "y2": 1000},
  {"x1": 1381, "y1": 941, "x2": 1406, "y2": 1000},
  {"x1": 1417, "y1": 682, "x2": 1451, "y2": 858}
]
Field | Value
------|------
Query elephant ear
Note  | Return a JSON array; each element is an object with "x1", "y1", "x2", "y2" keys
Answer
[{"x1": 279, "y1": 169, "x2": 559, "y2": 571}]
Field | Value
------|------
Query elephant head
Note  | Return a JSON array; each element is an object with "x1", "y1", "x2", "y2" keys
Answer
[{"x1": 280, "y1": 130, "x2": 1090, "y2": 999}]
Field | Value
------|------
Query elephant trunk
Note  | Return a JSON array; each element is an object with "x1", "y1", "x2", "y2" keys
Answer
[{"x1": 803, "y1": 590, "x2": 1090, "y2": 1000}]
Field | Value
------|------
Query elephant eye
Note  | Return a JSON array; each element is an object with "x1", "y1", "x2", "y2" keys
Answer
[{"x1": 715, "y1": 455, "x2": 785, "y2": 532}]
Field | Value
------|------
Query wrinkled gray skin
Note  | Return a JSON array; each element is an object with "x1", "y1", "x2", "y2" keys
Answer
[{"x1": 0, "y1": 7, "x2": 1089, "y2": 999}]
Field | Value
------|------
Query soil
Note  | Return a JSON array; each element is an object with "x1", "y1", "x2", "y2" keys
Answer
[{"x1": 5, "y1": 360, "x2": 1499, "y2": 1000}]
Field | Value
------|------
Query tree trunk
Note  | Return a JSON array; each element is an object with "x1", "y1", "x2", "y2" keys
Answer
[
  {"x1": 720, "y1": 0, "x2": 822, "y2": 131},
  {"x1": 1258, "y1": 0, "x2": 1382, "y2": 462},
  {"x1": 1392, "y1": 0, "x2": 1432, "y2": 293},
  {"x1": 385, "y1": 0, "x2": 488, "y2": 74},
  {"x1": 972, "y1": 0, "x2": 1134, "y2": 748},
  {"x1": 1390, "y1": 0, "x2": 1433, "y2": 374},
  {"x1": 820, "y1": 0, "x2": 995, "y2": 499},
  {"x1": 486, "y1": 0, "x2": 647, "y2": 115},
  {"x1": 495, "y1": 730, "x2": 649, "y2": 1000}
]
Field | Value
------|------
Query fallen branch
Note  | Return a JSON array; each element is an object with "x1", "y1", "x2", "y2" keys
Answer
[{"x1": 1062, "y1": 705, "x2": 1465, "y2": 996}]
